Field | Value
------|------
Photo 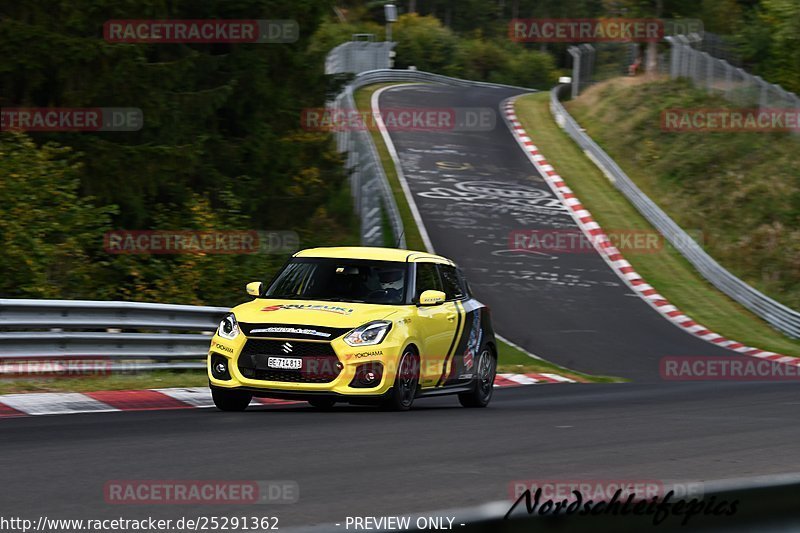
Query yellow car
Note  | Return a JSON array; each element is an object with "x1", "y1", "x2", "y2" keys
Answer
[{"x1": 208, "y1": 247, "x2": 497, "y2": 411}]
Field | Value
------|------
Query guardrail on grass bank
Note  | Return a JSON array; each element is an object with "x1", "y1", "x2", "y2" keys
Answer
[{"x1": 550, "y1": 83, "x2": 800, "y2": 339}]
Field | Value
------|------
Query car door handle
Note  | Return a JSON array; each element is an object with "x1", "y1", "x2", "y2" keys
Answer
[{"x1": 446, "y1": 313, "x2": 456, "y2": 321}]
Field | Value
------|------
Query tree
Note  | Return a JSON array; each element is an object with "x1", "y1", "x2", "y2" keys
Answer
[{"x1": 0, "y1": 133, "x2": 117, "y2": 298}]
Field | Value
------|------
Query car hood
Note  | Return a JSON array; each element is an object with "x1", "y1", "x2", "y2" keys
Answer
[{"x1": 232, "y1": 298, "x2": 399, "y2": 329}]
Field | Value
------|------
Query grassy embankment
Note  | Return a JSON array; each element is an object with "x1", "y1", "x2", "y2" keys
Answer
[{"x1": 513, "y1": 78, "x2": 798, "y2": 358}]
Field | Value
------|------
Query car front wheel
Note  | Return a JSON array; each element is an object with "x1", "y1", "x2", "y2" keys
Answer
[
  {"x1": 211, "y1": 386, "x2": 252, "y2": 412},
  {"x1": 308, "y1": 398, "x2": 336, "y2": 410},
  {"x1": 382, "y1": 349, "x2": 420, "y2": 411}
]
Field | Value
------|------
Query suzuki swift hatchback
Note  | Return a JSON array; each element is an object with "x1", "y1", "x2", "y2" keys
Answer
[{"x1": 208, "y1": 247, "x2": 496, "y2": 411}]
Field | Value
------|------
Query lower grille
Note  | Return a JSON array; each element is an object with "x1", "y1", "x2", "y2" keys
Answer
[{"x1": 238, "y1": 339, "x2": 341, "y2": 384}]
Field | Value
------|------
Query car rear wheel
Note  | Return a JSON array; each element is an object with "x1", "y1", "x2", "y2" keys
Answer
[
  {"x1": 458, "y1": 347, "x2": 496, "y2": 408},
  {"x1": 381, "y1": 349, "x2": 419, "y2": 411},
  {"x1": 211, "y1": 386, "x2": 252, "y2": 412},
  {"x1": 308, "y1": 398, "x2": 336, "y2": 410}
]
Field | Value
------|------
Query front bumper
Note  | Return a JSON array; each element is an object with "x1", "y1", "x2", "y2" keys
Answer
[{"x1": 207, "y1": 333, "x2": 402, "y2": 397}]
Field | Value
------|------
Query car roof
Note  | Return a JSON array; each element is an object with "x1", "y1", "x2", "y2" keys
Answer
[{"x1": 294, "y1": 246, "x2": 454, "y2": 265}]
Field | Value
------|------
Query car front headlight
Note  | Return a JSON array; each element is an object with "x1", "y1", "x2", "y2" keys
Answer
[
  {"x1": 217, "y1": 313, "x2": 240, "y2": 340},
  {"x1": 344, "y1": 320, "x2": 392, "y2": 347}
]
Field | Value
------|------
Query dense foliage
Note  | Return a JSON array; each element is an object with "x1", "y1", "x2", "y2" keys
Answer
[
  {"x1": 377, "y1": 0, "x2": 800, "y2": 92},
  {"x1": 0, "y1": 0, "x2": 356, "y2": 306}
]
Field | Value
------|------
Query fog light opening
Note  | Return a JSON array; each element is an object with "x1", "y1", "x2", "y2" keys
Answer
[
  {"x1": 349, "y1": 362, "x2": 383, "y2": 388},
  {"x1": 211, "y1": 354, "x2": 232, "y2": 380}
]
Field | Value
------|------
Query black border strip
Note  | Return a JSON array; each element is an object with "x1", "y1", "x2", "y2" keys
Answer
[{"x1": 436, "y1": 300, "x2": 463, "y2": 387}]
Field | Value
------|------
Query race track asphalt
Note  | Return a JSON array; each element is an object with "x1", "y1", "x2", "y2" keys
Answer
[
  {"x1": 377, "y1": 83, "x2": 745, "y2": 381},
  {"x1": 0, "y1": 383, "x2": 798, "y2": 528}
]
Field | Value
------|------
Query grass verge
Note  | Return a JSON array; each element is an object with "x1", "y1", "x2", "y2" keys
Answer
[
  {"x1": 514, "y1": 90, "x2": 799, "y2": 358},
  {"x1": 355, "y1": 84, "x2": 624, "y2": 382},
  {"x1": 496, "y1": 341, "x2": 622, "y2": 383},
  {"x1": 353, "y1": 84, "x2": 427, "y2": 251},
  {"x1": 0, "y1": 370, "x2": 208, "y2": 395}
]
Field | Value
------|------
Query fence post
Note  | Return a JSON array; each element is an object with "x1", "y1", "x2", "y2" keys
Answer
[
  {"x1": 755, "y1": 76, "x2": 768, "y2": 109},
  {"x1": 568, "y1": 46, "x2": 581, "y2": 98},
  {"x1": 734, "y1": 67, "x2": 747, "y2": 104},
  {"x1": 581, "y1": 44, "x2": 595, "y2": 87},
  {"x1": 665, "y1": 36, "x2": 679, "y2": 79},
  {"x1": 350, "y1": 137, "x2": 360, "y2": 206},
  {"x1": 677, "y1": 35, "x2": 691, "y2": 78},
  {"x1": 724, "y1": 61, "x2": 733, "y2": 99},
  {"x1": 777, "y1": 85, "x2": 792, "y2": 108}
]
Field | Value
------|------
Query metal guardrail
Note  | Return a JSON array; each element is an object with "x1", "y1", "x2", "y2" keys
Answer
[
  {"x1": 331, "y1": 69, "x2": 535, "y2": 247},
  {"x1": 325, "y1": 40, "x2": 395, "y2": 75},
  {"x1": 0, "y1": 299, "x2": 226, "y2": 360},
  {"x1": 1, "y1": 299, "x2": 226, "y2": 331},
  {"x1": 550, "y1": 84, "x2": 800, "y2": 339},
  {"x1": 331, "y1": 75, "x2": 403, "y2": 247}
]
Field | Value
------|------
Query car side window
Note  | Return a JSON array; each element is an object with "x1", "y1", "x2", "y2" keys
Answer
[
  {"x1": 456, "y1": 268, "x2": 471, "y2": 298},
  {"x1": 415, "y1": 262, "x2": 443, "y2": 300},
  {"x1": 438, "y1": 265, "x2": 465, "y2": 301}
]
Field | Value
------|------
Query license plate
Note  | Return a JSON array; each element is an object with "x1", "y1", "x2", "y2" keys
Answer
[{"x1": 267, "y1": 357, "x2": 302, "y2": 370}]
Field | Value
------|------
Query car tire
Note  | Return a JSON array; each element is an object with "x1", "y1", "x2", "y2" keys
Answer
[
  {"x1": 211, "y1": 386, "x2": 252, "y2": 412},
  {"x1": 458, "y1": 346, "x2": 496, "y2": 408},
  {"x1": 381, "y1": 348, "x2": 420, "y2": 411},
  {"x1": 308, "y1": 398, "x2": 336, "y2": 410}
]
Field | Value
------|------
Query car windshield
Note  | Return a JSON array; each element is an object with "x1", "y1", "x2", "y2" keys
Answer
[{"x1": 265, "y1": 258, "x2": 408, "y2": 305}]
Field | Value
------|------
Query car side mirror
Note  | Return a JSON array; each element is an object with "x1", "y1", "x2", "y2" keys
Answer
[
  {"x1": 418, "y1": 289, "x2": 446, "y2": 306},
  {"x1": 246, "y1": 281, "x2": 263, "y2": 297}
]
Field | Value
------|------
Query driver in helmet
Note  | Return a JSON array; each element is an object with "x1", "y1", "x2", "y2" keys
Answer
[{"x1": 370, "y1": 268, "x2": 404, "y2": 303}]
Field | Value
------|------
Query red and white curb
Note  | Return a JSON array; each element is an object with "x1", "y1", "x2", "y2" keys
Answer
[
  {"x1": 502, "y1": 97, "x2": 799, "y2": 367},
  {"x1": 0, "y1": 374, "x2": 574, "y2": 418}
]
